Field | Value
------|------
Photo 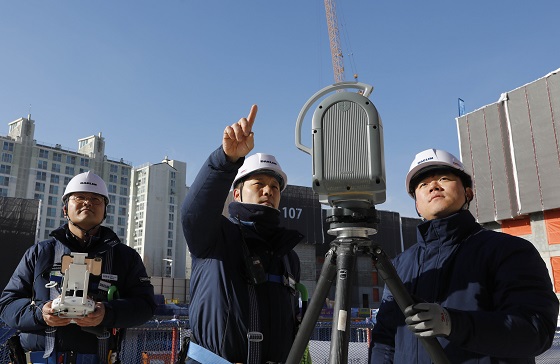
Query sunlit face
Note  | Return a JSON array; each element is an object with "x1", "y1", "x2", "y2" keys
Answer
[
  {"x1": 65, "y1": 192, "x2": 106, "y2": 228},
  {"x1": 233, "y1": 173, "x2": 281, "y2": 209},
  {"x1": 413, "y1": 172, "x2": 473, "y2": 220}
]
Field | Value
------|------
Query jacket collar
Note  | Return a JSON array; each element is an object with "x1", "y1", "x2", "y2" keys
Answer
[
  {"x1": 416, "y1": 210, "x2": 481, "y2": 248},
  {"x1": 50, "y1": 224, "x2": 119, "y2": 252},
  {"x1": 229, "y1": 202, "x2": 304, "y2": 255}
]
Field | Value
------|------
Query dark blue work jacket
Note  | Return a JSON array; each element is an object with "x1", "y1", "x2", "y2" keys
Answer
[
  {"x1": 371, "y1": 210, "x2": 559, "y2": 364},
  {"x1": 0, "y1": 225, "x2": 156, "y2": 354},
  {"x1": 181, "y1": 147, "x2": 303, "y2": 363}
]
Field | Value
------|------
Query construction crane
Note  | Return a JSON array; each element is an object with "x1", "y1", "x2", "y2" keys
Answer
[{"x1": 323, "y1": 0, "x2": 358, "y2": 83}]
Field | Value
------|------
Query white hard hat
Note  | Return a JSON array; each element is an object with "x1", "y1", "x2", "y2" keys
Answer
[
  {"x1": 62, "y1": 171, "x2": 109, "y2": 202},
  {"x1": 233, "y1": 153, "x2": 288, "y2": 191},
  {"x1": 405, "y1": 149, "x2": 471, "y2": 198}
]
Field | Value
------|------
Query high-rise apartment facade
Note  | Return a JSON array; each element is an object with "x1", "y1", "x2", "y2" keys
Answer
[
  {"x1": 127, "y1": 158, "x2": 188, "y2": 279},
  {"x1": 0, "y1": 115, "x2": 131, "y2": 243}
]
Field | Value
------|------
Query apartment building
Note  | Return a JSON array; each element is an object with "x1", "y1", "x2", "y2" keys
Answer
[
  {"x1": 127, "y1": 158, "x2": 188, "y2": 279},
  {"x1": 0, "y1": 115, "x2": 131, "y2": 243}
]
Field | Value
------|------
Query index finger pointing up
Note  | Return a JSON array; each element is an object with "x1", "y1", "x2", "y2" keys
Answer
[{"x1": 247, "y1": 104, "x2": 258, "y2": 129}]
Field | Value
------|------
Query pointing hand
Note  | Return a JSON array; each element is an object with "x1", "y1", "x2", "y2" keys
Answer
[{"x1": 223, "y1": 105, "x2": 258, "y2": 162}]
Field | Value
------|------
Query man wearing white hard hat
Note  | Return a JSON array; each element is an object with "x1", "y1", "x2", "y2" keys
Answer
[
  {"x1": 369, "y1": 149, "x2": 558, "y2": 363},
  {"x1": 181, "y1": 105, "x2": 303, "y2": 364},
  {"x1": 0, "y1": 171, "x2": 156, "y2": 363}
]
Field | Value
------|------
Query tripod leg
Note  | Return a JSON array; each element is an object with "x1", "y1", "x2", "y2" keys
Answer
[
  {"x1": 330, "y1": 242, "x2": 357, "y2": 364},
  {"x1": 286, "y1": 247, "x2": 338, "y2": 364}
]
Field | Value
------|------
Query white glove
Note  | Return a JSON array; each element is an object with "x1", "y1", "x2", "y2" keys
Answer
[{"x1": 404, "y1": 302, "x2": 452, "y2": 337}]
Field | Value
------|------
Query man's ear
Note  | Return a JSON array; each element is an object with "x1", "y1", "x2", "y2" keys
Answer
[
  {"x1": 465, "y1": 187, "x2": 474, "y2": 202},
  {"x1": 233, "y1": 188, "x2": 241, "y2": 202},
  {"x1": 62, "y1": 204, "x2": 68, "y2": 217}
]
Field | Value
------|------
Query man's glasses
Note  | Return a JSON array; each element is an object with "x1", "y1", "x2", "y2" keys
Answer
[{"x1": 69, "y1": 194, "x2": 105, "y2": 205}]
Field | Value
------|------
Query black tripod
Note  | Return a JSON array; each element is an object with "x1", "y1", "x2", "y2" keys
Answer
[{"x1": 286, "y1": 206, "x2": 450, "y2": 364}]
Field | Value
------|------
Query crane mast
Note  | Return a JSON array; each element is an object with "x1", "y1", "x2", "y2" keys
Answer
[{"x1": 324, "y1": 0, "x2": 345, "y2": 83}]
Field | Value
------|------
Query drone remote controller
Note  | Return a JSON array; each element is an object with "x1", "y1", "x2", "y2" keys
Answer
[{"x1": 49, "y1": 253, "x2": 102, "y2": 318}]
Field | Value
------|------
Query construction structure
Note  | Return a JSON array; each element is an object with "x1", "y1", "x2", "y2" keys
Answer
[
  {"x1": 456, "y1": 68, "x2": 560, "y2": 293},
  {"x1": 0, "y1": 197, "x2": 39, "y2": 290},
  {"x1": 323, "y1": 0, "x2": 358, "y2": 83}
]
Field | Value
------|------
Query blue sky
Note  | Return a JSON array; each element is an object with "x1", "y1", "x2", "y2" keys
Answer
[{"x1": 1, "y1": 1, "x2": 559, "y2": 218}]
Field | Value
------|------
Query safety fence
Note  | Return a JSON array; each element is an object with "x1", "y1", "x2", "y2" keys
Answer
[{"x1": 1, "y1": 319, "x2": 560, "y2": 363}]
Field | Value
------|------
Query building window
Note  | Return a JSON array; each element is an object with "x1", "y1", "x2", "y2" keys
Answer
[
  {"x1": 168, "y1": 222, "x2": 174, "y2": 230},
  {"x1": 169, "y1": 205, "x2": 175, "y2": 213},
  {"x1": 36, "y1": 172, "x2": 47, "y2": 181},
  {"x1": 118, "y1": 217, "x2": 126, "y2": 226},
  {"x1": 108, "y1": 185, "x2": 117, "y2": 193},
  {"x1": 37, "y1": 160, "x2": 48, "y2": 170},
  {"x1": 64, "y1": 176, "x2": 71, "y2": 185},
  {"x1": 49, "y1": 185, "x2": 59, "y2": 195},
  {"x1": 109, "y1": 174, "x2": 117, "y2": 183},
  {"x1": 1, "y1": 153, "x2": 12, "y2": 163},
  {"x1": 106, "y1": 215, "x2": 114, "y2": 224},
  {"x1": 168, "y1": 240, "x2": 173, "y2": 247},
  {"x1": 120, "y1": 176, "x2": 128, "y2": 185},
  {"x1": 39, "y1": 149, "x2": 49, "y2": 159},
  {"x1": 167, "y1": 249, "x2": 172, "y2": 256},
  {"x1": 110, "y1": 164, "x2": 118, "y2": 173},
  {"x1": 169, "y1": 196, "x2": 175, "y2": 204},
  {"x1": 44, "y1": 230, "x2": 51, "y2": 239},
  {"x1": 47, "y1": 207, "x2": 57, "y2": 217},
  {"x1": 0, "y1": 164, "x2": 11, "y2": 174},
  {"x1": 119, "y1": 197, "x2": 127, "y2": 205},
  {"x1": 121, "y1": 167, "x2": 129, "y2": 176},
  {"x1": 3, "y1": 142, "x2": 14, "y2": 151},
  {"x1": 65, "y1": 166, "x2": 75, "y2": 175},
  {"x1": 107, "y1": 205, "x2": 115, "y2": 214},
  {"x1": 34, "y1": 193, "x2": 44, "y2": 200},
  {"x1": 80, "y1": 158, "x2": 89, "y2": 167},
  {"x1": 51, "y1": 163, "x2": 61, "y2": 173},
  {"x1": 35, "y1": 182, "x2": 45, "y2": 192},
  {"x1": 66, "y1": 155, "x2": 76, "y2": 164},
  {"x1": 120, "y1": 186, "x2": 128, "y2": 195},
  {"x1": 46, "y1": 218, "x2": 55, "y2": 228},
  {"x1": 50, "y1": 174, "x2": 60, "y2": 184},
  {"x1": 0, "y1": 188, "x2": 7, "y2": 197},
  {"x1": 53, "y1": 152, "x2": 62, "y2": 162},
  {"x1": 117, "y1": 227, "x2": 125, "y2": 236},
  {"x1": 48, "y1": 196, "x2": 58, "y2": 206},
  {"x1": 118, "y1": 207, "x2": 126, "y2": 216},
  {"x1": 168, "y1": 231, "x2": 173, "y2": 239},
  {"x1": 109, "y1": 195, "x2": 116, "y2": 204},
  {"x1": 0, "y1": 176, "x2": 9, "y2": 186}
]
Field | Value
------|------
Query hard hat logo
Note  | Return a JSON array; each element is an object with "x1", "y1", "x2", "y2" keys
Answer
[
  {"x1": 416, "y1": 157, "x2": 434, "y2": 165},
  {"x1": 80, "y1": 181, "x2": 98, "y2": 186},
  {"x1": 260, "y1": 159, "x2": 278, "y2": 165}
]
